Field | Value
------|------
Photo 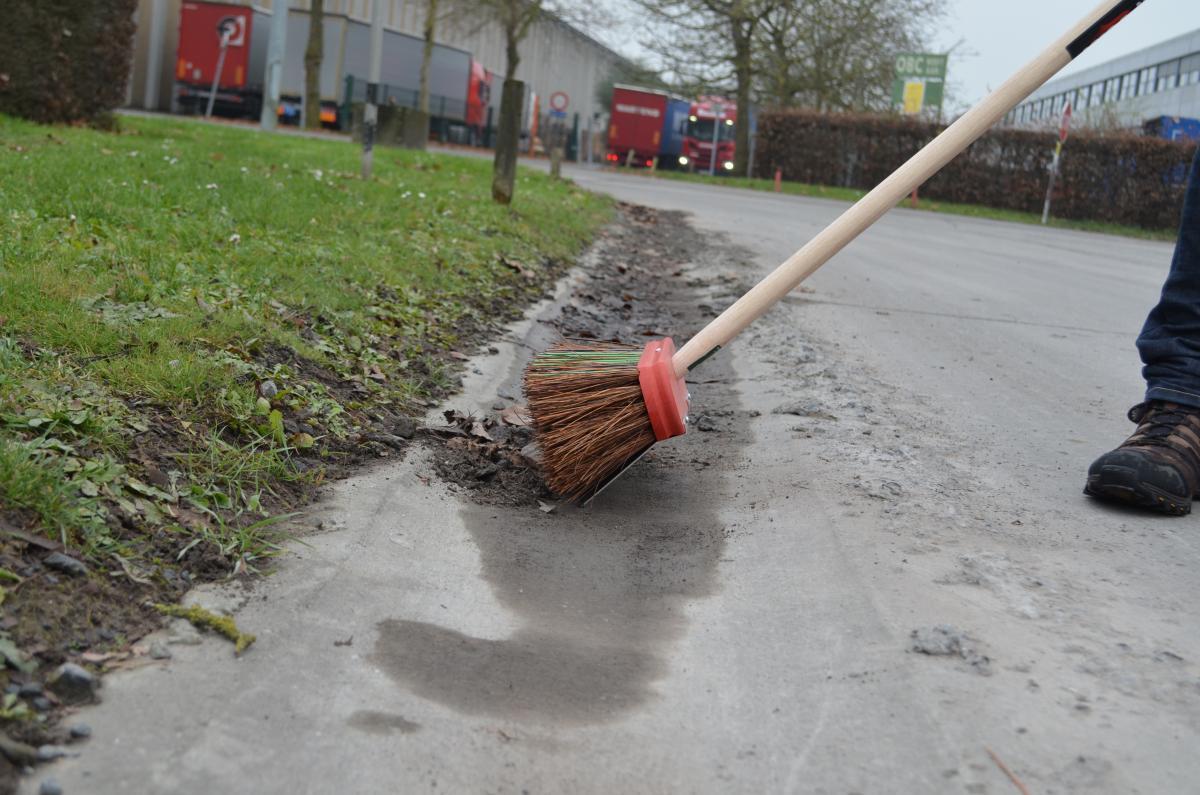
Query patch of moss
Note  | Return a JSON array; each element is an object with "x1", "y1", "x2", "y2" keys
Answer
[{"x1": 155, "y1": 603, "x2": 256, "y2": 655}]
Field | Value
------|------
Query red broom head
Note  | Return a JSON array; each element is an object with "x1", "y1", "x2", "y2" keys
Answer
[{"x1": 523, "y1": 338, "x2": 688, "y2": 501}]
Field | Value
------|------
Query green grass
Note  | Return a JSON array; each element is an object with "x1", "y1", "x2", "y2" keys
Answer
[
  {"x1": 640, "y1": 168, "x2": 1177, "y2": 242},
  {"x1": 0, "y1": 113, "x2": 611, "y2": 570}
]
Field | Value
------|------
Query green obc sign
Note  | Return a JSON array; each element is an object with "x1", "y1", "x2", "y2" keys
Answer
[{"x1": 892, "y1": 52, "x2": 947, "y2": 115}]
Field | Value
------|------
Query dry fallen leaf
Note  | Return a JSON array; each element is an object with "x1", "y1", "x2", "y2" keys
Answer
[
  {"x1": 469, "y1": 421, "x2": 493, "y2": 441},
  {"x1": 499, "y1": 404, "x2": 531, "y2": 426}
]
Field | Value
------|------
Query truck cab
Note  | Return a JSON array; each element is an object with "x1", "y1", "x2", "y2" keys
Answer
[{"x1": 680, "y1": 97, "x2": 737, "y2": 173}]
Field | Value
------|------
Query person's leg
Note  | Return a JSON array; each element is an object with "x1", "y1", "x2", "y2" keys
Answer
[
  {"x1": 1138, "y1": 147, "x2": 1200, "y2": 407},
  {"x1": 1086, "y1": 147, "x2": 1200, "y2": 515}
]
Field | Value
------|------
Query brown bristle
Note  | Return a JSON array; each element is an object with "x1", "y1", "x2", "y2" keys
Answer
[{"x1": 524, "y1": 340, "x2": 656, "y2": 501}]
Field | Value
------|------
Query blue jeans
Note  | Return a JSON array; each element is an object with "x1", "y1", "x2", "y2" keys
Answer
[{"x1": 1138, "y1": 148, "x2": 1200, "y2": 408}]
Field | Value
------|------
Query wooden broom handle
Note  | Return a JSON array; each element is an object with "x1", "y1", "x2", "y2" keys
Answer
[{"x1": 673, "y1": 0, "x2": 1147, "y2": 377}]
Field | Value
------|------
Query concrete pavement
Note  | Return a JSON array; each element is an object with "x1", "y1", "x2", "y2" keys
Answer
[{"x1": 32, "y1": 168, "x2": 1200, "y2": 794}]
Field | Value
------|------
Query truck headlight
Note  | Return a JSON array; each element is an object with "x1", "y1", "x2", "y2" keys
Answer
[
  {"x1": 678, "y1": 156, "x2": 689, "y2": 166},
  {"x1": 722, "y1": 161, "x2": 734, "y2": 171}
]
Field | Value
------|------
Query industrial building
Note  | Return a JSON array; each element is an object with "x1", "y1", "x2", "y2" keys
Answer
[
  {"x1": 125, "y1": 0, "x2": 627, "y2": 148},
  {"x1": 1007, "y1": 27, "x2": 1200, "y2": 138}
]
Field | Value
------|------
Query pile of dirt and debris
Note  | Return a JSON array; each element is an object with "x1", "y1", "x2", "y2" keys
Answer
[{"x1": 425, "y1": 407, "x2": 550, "y2": 507}]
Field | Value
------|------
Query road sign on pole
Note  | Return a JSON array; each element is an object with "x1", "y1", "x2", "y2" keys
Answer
[{"x1": 892, "y1": 53, "x2": 948, "y2": 117}]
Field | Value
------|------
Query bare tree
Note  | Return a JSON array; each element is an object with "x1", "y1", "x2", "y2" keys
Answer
[
  {"x1": 634, "y1": 0, "x2": 772, "y2": 176},
  {"x1": 303, "y1": 0, "x2": 324, "y2": 130},
  {"x1": 468, "y1": 0, "x2": 541, "y2": 204},
  {"x1": 758, "y1": 0, "x2": 946, "y2": 113}
]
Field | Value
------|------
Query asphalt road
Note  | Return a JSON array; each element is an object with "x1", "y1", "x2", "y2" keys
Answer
[{"x1": 37, "y1": 168, "x2": 1199, "y2": 794}]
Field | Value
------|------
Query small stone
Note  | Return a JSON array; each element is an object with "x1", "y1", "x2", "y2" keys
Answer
[
  {"x1": 2, "y1": 684, "x2": 17, "y2": 696},
  {"x1": 17, "y1": 682, "x2": 42, "y2": 698},
  {"x1": 911, "y1": 625, "x2": 964, "y2": 656},
  {"x1": 518, "y1": 442, "x2": 542, "y2": 467},
  {"x1": 694, "y1": 415, "x2": 719, "y2": 432},
  {"x1": 46, "y1": 663, "x2": 98, "y2": 705},
  {"x1": 393, "y1": 416, "x2": 417, "y2": 439},
  {"x1": 39, "y1": 778, "x2": 64, "y2": 795},
  {"x1": 491, "y1": 401, "x2": 506, "y2": 411},
  {"x1": 368, "y1": 433, "x2": 405, "y2": 449},
  {"x1": 0, "y1": 735, "x2": 38, "y2": 766},
  {"x1": 68, "y1": 723, "x2": 92, "y2": 739},
  {"x1": 149, "y1": 642, "x2": 172, "y2": 660},
  {"x1": 43, "y1": 552, "x2": 87, "y2": 577},
  {"x1": 98, "y1": 628, "x2": 115, "y2": 642},
  {"x1": 772, "y1": 401, "x2": 837, "y2": 421},
  {"x1": 36, "y1": 745, "x2": 68, "y2": 762},
  {"x1": 166, "y1": 618, "x2": 203, "y2": 646},
  {"x1": 31, "y1": 697, "x2": 52, "y2": 712},
  {"x1": 487, "y1": 346, "x2": 500, "y2": 355},
  {"x1": 258, "y1": 380, "x2": 278, "y2": 398}
]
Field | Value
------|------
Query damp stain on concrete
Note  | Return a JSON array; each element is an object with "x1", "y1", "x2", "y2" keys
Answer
[
  {"x1": 346, "y1": 710, "x2": 422, "y2": 736},
  {"x1": 373, "y1": 621, "x2": 665, "y2": 725}
]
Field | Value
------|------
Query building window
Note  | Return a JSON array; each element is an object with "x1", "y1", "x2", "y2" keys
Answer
[
  {"x1": 1139, "y1": 66, "x2": 1157, "y2": 95},
  {"x1": 1105, "y1": 77, "x2": 1121, "y2": 102},
  {"x1": 1182, "y1": 54, "x2": 1200, "y2": 86},
  {"x1": 1120, "y1": 72, "x2": 1137, "y2": 100},
  {"x1": 1158, "y1": 59, "x2": 1180, "y2": 91}
]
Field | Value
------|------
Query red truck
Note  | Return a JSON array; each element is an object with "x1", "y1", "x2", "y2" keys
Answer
[
  {"x1": 680, "y1": 97, "x2": 737, "y2": 173},
  {"x1": 175, "y1": 2, "x2": 259, "y2": 117},
  {"x1": 606, "y1": 84, "x2": 690, "y2": 168}
]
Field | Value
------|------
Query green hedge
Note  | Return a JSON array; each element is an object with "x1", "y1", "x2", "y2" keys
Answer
[
  {"x1": 755, "y1": 110, "x2": 1198, "y2": 230},
  {"x1": 0, "y1": 0, "x2": 137, "y2": 125}
]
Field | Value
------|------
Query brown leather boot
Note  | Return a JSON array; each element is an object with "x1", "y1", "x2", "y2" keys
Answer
[{"x1": 1085, "y1": 402, "x2": 1200, "y2": 515}]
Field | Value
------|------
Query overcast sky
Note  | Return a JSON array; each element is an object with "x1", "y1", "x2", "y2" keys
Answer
[
  {"x1": 589, "y1": 0, "x2": 1195, "y2": 110},
  {"x1": 933, "y1": 0, "x2": 1195, "y2": 109}
]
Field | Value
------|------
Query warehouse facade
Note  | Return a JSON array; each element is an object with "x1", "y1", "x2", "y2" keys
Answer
[
  {"x1": 1006, "y1": 27, "x2": 1200, "y2": 136},
  {"x1": 126, "y1": 0, "x2": 627, "y2": 147}
]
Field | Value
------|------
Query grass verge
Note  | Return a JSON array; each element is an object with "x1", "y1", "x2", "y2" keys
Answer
[
  {"x1": 632, "y1": 168, "x2": 1177, "y2": 242},
  {"x1": 0, "y1": 113, "x2": 610, "y2": 700}
]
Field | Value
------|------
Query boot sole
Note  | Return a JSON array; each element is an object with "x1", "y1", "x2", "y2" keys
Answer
[{"x1": 1084, "y1": 465, "x2": 1192, "y2": 516}]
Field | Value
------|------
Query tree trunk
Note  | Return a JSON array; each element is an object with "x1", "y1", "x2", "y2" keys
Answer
[
  {"x1": 303, "y1": 0, "x2": 324, "y2": 130},
  {"x1": 732, "y1": 21, "x2": 754, "y2": 177},
  {"x1": 492, "y1": 78, "x2": 524, "y2": 204},
  {"x1": 418, "y1": 0, "x2": 438, "y2": 115}
]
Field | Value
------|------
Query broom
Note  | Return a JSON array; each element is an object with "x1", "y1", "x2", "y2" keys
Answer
[{"x1": 526, "y1": 0, "x2": 1147, "y2": 502}]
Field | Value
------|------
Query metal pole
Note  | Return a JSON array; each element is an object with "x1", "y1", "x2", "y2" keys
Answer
[
  {"x1": 205, "y1": 31, "x2": 231, "y2": 118},
  {"x1": 1041, "y1": 140, "x2": 1063, "y2": 224},
  {"x1": 746, "y1": 107, "x2": 756, "y2": 178},
  {"x1": 709, "y1": 104, "x2": 721, "y2": 176},
  {"x1": 361, "y1": 0, "x2": 384, "y2": 179},
  {"x1": 260, "y1": 1, "x2": 289, "y2": 130},
  {"x1": 143, "y1": 0, "x2": 167, "y2": 109}
]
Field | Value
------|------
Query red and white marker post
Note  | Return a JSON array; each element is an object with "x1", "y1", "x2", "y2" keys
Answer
[{"x1": 1041, "y1": 101, "x2": 1073, "y2": 225}]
